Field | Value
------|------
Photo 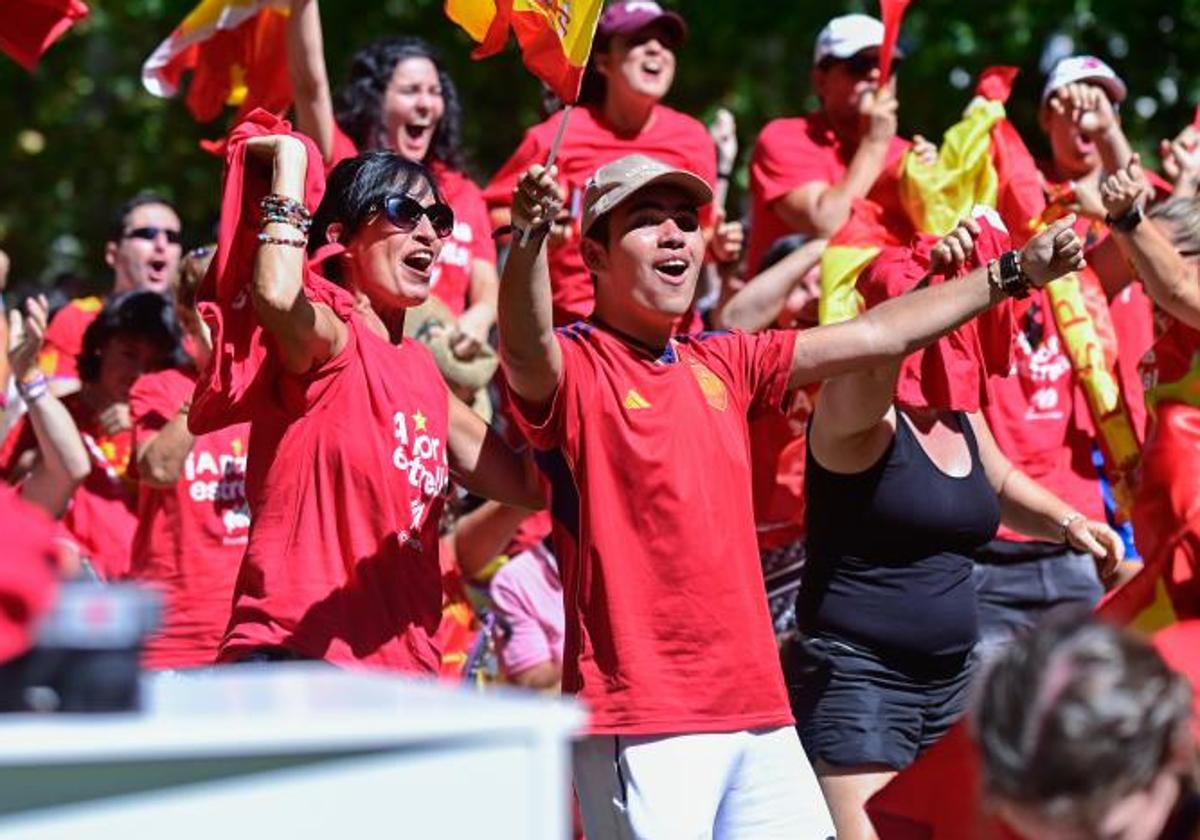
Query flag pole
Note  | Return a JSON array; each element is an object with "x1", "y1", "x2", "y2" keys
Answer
[{"x1": 519, "y1": 104, "x2": 574, "y2": 245}]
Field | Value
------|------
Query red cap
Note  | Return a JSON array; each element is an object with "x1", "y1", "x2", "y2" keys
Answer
[{"x1": 596, "y1": 1, "x2": 687, "y2": 48}]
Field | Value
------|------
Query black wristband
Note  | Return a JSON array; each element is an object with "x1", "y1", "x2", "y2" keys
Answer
[{"x1": 1106, "y1": 205, "x2": 1143, "y2": 233}]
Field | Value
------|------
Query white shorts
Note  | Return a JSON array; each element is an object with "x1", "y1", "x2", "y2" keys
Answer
[{"x1": 573, "y1": 726, "x2": 834, "y2": 840}]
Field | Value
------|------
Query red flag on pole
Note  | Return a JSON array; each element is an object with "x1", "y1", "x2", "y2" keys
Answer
[
  {"x1": 878, "y1": 0, "x2": 910, "y2": 84},
  {"x1": 0, "y1": 0, "x2": 89, "y2": 71}
]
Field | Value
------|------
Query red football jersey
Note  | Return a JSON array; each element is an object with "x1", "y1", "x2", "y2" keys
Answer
[
  {"x1": 128, "y1": 367, "x2": 250, "y2": 669},
  {"x1": 219, "y1": 307, "x2": 450, "y2": 671},
  {"x1": 484, "y1": 105, "x2": 718, "y2": 326},
  {"x1": 507, "y1": 322, "x2": 797, "y2": 735},
  {"x1": 748, "y1": 113, "x2": 910, "y2": 273}
]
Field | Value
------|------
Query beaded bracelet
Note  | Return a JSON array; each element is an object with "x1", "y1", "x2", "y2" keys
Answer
[
  {"x1": 260, "y1": 195, "x2": 312, "y2": 233},
  {"x1": 257, "y1": 232, "x2": 308, "y2": 248},
  {"x1": 261, "y1": 211, "x2": 311, "y2": 232},
  {"x1": 17, "y1": 372, "x2": 49, "y2": 403}
]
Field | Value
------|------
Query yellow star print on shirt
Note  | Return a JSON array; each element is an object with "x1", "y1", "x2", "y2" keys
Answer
[{"x1": 413, "y1": 410, "x2": 427, "y2": 432}]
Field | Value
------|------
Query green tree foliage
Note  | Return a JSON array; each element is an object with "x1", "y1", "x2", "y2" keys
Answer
[{"x1": 1, "y1": 0, "x2": 1198, "y2": 293}]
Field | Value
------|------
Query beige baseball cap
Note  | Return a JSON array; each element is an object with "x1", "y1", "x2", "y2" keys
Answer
[{"x1": 581, "y1": 153, "x2": 712, "y2": 237}]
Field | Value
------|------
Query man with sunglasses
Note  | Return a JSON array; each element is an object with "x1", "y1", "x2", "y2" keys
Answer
[
  {"x1": 747, "y1": 13, "x2": 923, "y2": 273},
  {"x1": 499, "y1": 153, "x2": 1086, "y2": 839},
  {"x1": 37, "y1": 192, "x2": 184, "y2": 397}
]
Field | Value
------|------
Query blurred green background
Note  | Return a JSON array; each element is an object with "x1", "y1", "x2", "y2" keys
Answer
[{"x1": 2, "y1": 0, "x2": 1199, "y2": 294}]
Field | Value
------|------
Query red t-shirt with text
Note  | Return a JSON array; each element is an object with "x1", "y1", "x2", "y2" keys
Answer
[
  {"x1": 219, "y1": 303, "x2": 450, "y2": 671},
  {"x1": 325, "y1": 126, "x2": 496, "y2": 317},
  {"x1": 748, "y1": 113, "x2": 909, "y2": 272},
  {"x1": 983, "y1": 290, "x2": 1106, "y2": 539},
  {"x1": 507, "y1": 322, "x2": 796, "y2": 735},
  {"x1": 484, "y1": 105, "x2": 718, "y2": 326},
  {"x1": 128, "y1": 367, "x2": 250, "y2": 669}
]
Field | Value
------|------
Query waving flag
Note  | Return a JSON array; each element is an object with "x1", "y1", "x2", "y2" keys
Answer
[
  {"x1": 877, "y1": 0, "x2": 910, "y2": 83},
  {"x1": 0, "y1": 0, "x2": 89, "y2": 71},
  {"x1": 142, "y1": 0, "x2": 291, "y2": 123},
  {"x1": 445, "y1": 0, "x2": 604, "y2": 104}
]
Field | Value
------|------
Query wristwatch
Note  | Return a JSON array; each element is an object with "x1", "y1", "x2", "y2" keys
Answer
[
  {"x1": 992, "y1": 250, "x2": 1032, "y2": 299},
  {"x1": 1106, "y1": 205, "x2": 1143, "y2": 233}
]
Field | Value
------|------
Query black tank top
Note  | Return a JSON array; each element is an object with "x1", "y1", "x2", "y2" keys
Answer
[{"x1": 799, "y1": 410, "x2": 1001, "y2": 658}]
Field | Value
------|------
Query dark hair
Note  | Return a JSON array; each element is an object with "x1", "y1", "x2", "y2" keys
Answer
[
  {"x1": 974, "y1": 613, "x2": 1194, "y2": 830},
  {"x1": 77, "y1": 290, "x2": 187, "y2": 382},
  {"x1": 107, "y1": 191, "x2": 179, "y2": 243},
  {"x1": 758, "y1": 233, "x2": 810, "y2": 274},
  {"x1": 308, "y1": 151, "x2": 444, "y2": 282},
  {"x1": 333, "y1": 37, "x2": 466, "y2": 171}
]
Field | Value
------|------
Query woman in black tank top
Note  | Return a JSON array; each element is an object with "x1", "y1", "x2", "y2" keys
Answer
[{"x1": 793, "y1": 217, "x2": 1125, "y2": 840}]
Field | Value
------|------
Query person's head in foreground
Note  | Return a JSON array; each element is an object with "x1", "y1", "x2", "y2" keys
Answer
[
  {"x1": 310, "y1": 151, "x2": 454, "y2": 312},
  {"x1": 812, "y1": 13, "x2": 897, "y2": 139},
  {"x1": 78, "y1": 290, "x2": 185, "y2": 403},
  {"x1": 578, "y1": 0, "x2": 686, "y2": 109},
  {"x1": 106, "y1": 192, "x2": 183, "y2": 296},
  {"x1": 1039, "y1": 55, "x2": 1128, "y2": 180},
  {"x1": 578, "y1": 153, "x2": 710, "y2": 335},
  {"x1": 335, "y1": 36, "x2": 465, "y2": 169},
  {"x1": 975, "y1": 613, "x2": 1197, "y2": 840}
]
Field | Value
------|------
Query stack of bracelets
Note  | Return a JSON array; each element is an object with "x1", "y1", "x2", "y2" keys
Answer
[{"x1": 258, "y1": 194, "x2": 311, "y2": 249}]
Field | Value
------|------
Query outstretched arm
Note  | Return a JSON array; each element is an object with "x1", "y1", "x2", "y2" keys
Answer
[
  {"x1": 1101, "y1": 156, "x2": 1200, "y2": 332},
  {"x1": 789, "y1": 215, "x2": 1084, "y2": 391},
  {"x1": 497, "y1": 165, "x2": 564, "y2": 407},
  {"x1": 447, "y1": 396, "x2": 544, "y2": 510},
  {"x1": 9, "y1": 297, "x2": 90, "y2": 518},
  {"x1": 247, "y1": 134, "x2": 347, "y2": 374},
  {"x1": 715, "y1": 237, "x2": 826, "y2": 332},
  {"x1": 287, "y1": 0, "x2": 337, "y2": 161}
]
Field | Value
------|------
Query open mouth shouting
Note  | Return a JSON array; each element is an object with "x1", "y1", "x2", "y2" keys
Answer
[
  {"x1": 401, "y1": 247, "x2": 436, "y2": 279},
  {"x1": 399, "y1": 122, "x2": 434, "y2": 156},
  {"x1": 653, "y1": 255, "x2": 690, "y2": 286}
]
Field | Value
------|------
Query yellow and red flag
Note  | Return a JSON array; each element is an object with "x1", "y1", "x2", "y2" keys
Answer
[
  {"x1": 142, "y1": 0, "x2": 291, "y2": 123},
  {"x1": 0, "y1": 0, "x2": 88, "y2": 71},
  {"x1": 445, "y1": 0, "x2": 604, "y2": 104}
]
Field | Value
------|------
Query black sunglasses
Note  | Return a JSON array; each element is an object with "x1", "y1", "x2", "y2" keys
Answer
[
  {"x1": 123, "y1": 226, "x2": 182, "y2": 245},
  {"x1": 825, "y1": 53, "x2": 901, "y2": 77},
  {"x1": 379, "y1": 195, "x2": 455, "y2": 239}
]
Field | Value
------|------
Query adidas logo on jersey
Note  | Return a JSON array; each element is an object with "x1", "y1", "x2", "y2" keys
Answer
[{"x1": 623, "y1": 389, "x2": 652, "y2": 410}]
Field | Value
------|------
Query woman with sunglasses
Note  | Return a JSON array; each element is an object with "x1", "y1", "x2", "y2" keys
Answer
[
  {"x1": 214, "y1": 135, "x2": 543, "y2": 670},
  {"x1": 287, "y1": 0, "x2": 496, "y2": 360}
]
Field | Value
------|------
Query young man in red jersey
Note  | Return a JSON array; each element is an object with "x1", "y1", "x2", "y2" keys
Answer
[{"x1": 498, "y1": 153, "x2": 1086, "y2": 839}]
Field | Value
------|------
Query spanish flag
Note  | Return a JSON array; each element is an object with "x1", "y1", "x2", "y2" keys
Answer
[
  {"x1": 0, "y1": 0, "x2": 88, "y2": 71},
  {"x1": 142, "y1": 0, "x2": 291, "y2": 123},
  {"x1": 445, "y1": 0, "x2": 604, "y2": 104}
]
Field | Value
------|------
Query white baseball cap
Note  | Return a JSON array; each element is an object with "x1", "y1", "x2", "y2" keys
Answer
[
  {"x1": 1041, "y1": 55, "x2": 1127, "y2": 105},
  {"x1": 813, "y1": 14, "x2": 890, "y2": 65}
]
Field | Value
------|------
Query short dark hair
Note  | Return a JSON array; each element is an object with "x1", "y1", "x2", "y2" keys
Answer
[
  {"x1": 308, "y1": 151, "x2": 445, "y2": 282},
  {"x1": 974, "y1": 613, "x2": 1194, "y2": 830},
  {"x1": 77, "y1": 290, "x2": 187, "y2": 382},
  {"x1": 333, "y1": 37, "x2": 466, "y2": 171},
  {"x1": 107, "y1": 192, "x2": 179, "y2": 243}
]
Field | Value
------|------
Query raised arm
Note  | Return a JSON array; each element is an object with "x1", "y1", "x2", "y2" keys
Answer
[
  {"x1": 789, "y1": 215, "x2": 1085, "y2": 391},
  {"x1": 247, "y1": 134, "x2": 347, "y2": 374},
  {"x1": 1101, "y1": 157, "x2": 1200, "y2": 332},
  {"x1": 446, "y1": 396, "x2": 544, "y2": 511},
  {"x1": 964, "y1": 411, "x2": 1123, "y2": 579},
  {"x1": 9, "y1": 296, "x2": 90, "y2": 517},
  {"x1": 286, "y1": 0, "x2": 337, "y2": 161},
  {"x1": 497, "y1": 164, "x2": 564, "y2": 406},
  {"x1": 1049, "y1": 83, "x2": 1134, "y2": 175},
  {"x1": 715, "y1": 237, "x2": 826, "y2": 332}
]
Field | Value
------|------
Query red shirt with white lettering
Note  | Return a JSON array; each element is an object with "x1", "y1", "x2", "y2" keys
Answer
[
  {"x1": 748, "y1": 113, "x2": 910, "y2": 273},
  {"x1": 219, "y1": 292, "x2": 450, "y2": 671},
  {"x1": 0, "y1": 392, "x2": 137, "y2": 579},
  {"x1": 983, "y1": 290, "x2": 1106, "y2": 540},
  {"x1": 128, "y1": 367, "x2": 250, "y2": 669},
  {"x1": 484, "y1": 105, "x2": 718, "y2": 326},
  {"x1": 325, "y1": 127, "x2": 496, "y2": 317},
  {"x1": 507, "y1": 322, "x2": 797, "y2": 735}
]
